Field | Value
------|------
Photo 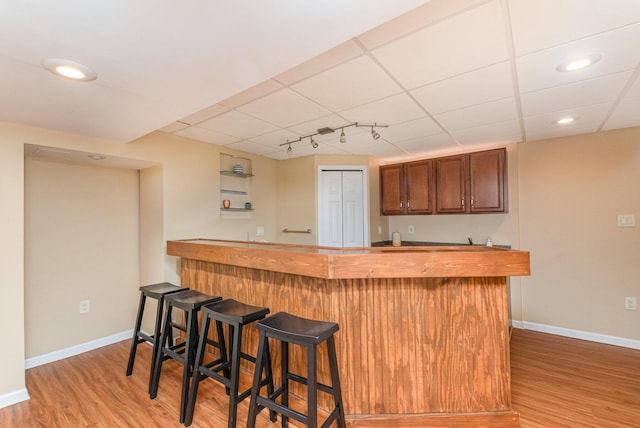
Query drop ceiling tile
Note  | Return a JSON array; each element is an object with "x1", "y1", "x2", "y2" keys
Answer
[
  {"x1": 274, "y1": 40, "x2": 364, "y2": 85},
  {"x1": 516, "y1": 23, "x2": 640, "y2": 93},
  {"x1": 223, "y1": 140, "x2": 276, "y2": 156},
  {"x1": 521, "y1": 71, "x2": 632, "y2": 117},
  {"x1": 509, "y1": 0, "x2": 640, "y2": 56},
  {"x1": 248, "y1": 129, "x2": 304, "y2": 149},
  {"x1": 339, "y1": 93, "x2": 426, "y2": 125},
  {"x1": 346, "y1": 140, "x2": 407, "y2": 158},
  {"x1": 602, "y1": 96, "x2": 640, "y2": 130},
  {"x1": 237, "y1": 88, "x2": 331, "y2": 128},
  {"x1": 219, "y1": 80, "x2": 284, "y2": 109},
  {"x1": 160, "y1": 121, "x2": 190, "y2": 133},
  {"x1": 358, "y1": 0, "x2": 487, "y2": 50},
  {"x1": 450, "y1": 119, "x2": 522, "y2": 145},
  {"x1": 197, "y1": 110, "x2": 279, "y2": 139},
  {"x1": 411, "y1": 61, "x2": 514, "y2": 114},
  {"x1": 179, "y1": 104, "x2": 229, "y2": 125},
  {"x1": 371, "y1": 0, "x2": 509, "y2": 89},
  {"x1": 381, "y1": 116, "x2": 444, "y2": 143},
  {"x1": 175, "y1": 125, "x2": 239, "y2": 145},
  {"x1": 434, "y1": 97, "x2": 518, "y2": 131},
  {"x1": 524, "y1": 102, "x2": 612, "y2": 141},
  {"x1": 286, "y1": 114, "x2": 355, "y2": 136},
  {"x1": 291, "y1": 55, "x2": 402, "y2": 112},
  {"x1": 625, "y1": 74, "x2": 640, "y2": 98},
  {"x1": 394, "y1": 132, "x2": 456, "y2": 153}
]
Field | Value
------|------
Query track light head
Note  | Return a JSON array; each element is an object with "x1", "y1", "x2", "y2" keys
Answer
[
  {"x1": 310, "y1": 137, "x2": 319, "y2": 149},
  {"x1": 371, "y1": 128, "x2": 381, "y2": 140},
  {"x1": 287, "y1": 144, "x2": 292, "y2": 155},
  {"x1": 340, "y1": 129, "x2": 346, "y2": 143}
]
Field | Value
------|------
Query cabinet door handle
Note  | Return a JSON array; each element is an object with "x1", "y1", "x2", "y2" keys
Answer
[
  {"x1": 407, "y1": 200, "x2": 411, "y2": 209},
  {"x1": 470, "y1": 197, "x2": 474, "y2": 207},
  {"x1": 461, "y1": 198, "x2": 465, "y2": 208},
  {"x1": 400, "y1": 200, "x2": 403, "y2": 209}
]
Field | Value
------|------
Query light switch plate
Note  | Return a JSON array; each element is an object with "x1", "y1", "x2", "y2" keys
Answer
[
  {"x1": 256, "y1": 226, "x2": 264, "y2": 236},
  {"x1": 617, "y1": 214, "x2": 636, "y2": 227}
]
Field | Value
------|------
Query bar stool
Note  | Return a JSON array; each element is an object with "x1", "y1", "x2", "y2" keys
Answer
[
  {"x1": 184, "y1": 299, "x2": 276, "y2": 428},
  {"x1": 149, "y1": 289, "x2": 222, "y2": 423},
  {"x1": 125, "y1": 282, "x2": 188, "y2": 392},
  {"x1": 247, "y1": 312, "x2": 346, "y2": 428}
]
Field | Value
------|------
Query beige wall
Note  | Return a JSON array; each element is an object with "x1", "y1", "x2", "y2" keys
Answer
[
  {"x1": 518, "y1": 128, "x2": 640, "y2": 340},
  {"x1": 0, "y1": 122, "x2": 281, "y2": 405},
  {"x1": 277, "y1": 154, "x2": 382, "y2": 245},
  {"x1": 0, "y1": 131, "x2": 26, "y2": 403},
  {"x1": 24, "y1": 159, "x2": 141, "y2": 357}
]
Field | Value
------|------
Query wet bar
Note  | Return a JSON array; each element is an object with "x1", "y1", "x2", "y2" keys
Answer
[{"x1": 167, "y1": 238, "x2": 530, "y2": 427}]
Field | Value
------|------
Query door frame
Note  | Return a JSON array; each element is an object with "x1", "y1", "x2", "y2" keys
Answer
[{"x1": 317, "y1": 165, "x2": 369, "y2": 247}]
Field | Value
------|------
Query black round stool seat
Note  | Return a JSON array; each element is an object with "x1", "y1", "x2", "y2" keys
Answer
[
  {"x1": 149, "y1": 289, "x2": 222, "y2": 423},
  {"x1": 125, "y1": 282, "x2": 188, "y2": 393},
  {"x1": 247, "y1": 312, "x2": 346, "y2": 428},
  {"x1": 184, "y1": 299, "x2": 276, "y2": 428}
]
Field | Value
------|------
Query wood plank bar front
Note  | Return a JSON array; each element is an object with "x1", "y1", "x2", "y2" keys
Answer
[{"x1": 168, "y1": 239, "x2": 530, "y2": 427}]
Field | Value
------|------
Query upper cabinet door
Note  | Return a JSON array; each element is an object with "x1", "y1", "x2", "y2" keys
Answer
[
  {"x1": 405, "y1": 160, "x2": 434, "y2": 214},
  {"x1": 469, "y1": 148, "x2": 507, "y2": 213},
  {"x1": 380, "y1": 164, "x2": 405, "y2": 215},
  {"x1": 435, "y1": 155, "x2": 467, "y2": 214}
]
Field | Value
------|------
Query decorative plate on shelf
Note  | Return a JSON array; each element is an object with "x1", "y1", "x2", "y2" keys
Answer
[{"x1": 233, "y1": 163, "x2": 244, "y2": 174}]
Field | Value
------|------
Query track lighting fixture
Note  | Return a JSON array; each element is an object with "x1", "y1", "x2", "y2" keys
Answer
[{"x1": 280, "y1": 121, "x2": 388, "y2": 154}]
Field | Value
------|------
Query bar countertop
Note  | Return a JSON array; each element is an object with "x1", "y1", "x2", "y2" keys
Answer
[{"x1": 167, "y1": 238, "x2": 530, "y2": 279}]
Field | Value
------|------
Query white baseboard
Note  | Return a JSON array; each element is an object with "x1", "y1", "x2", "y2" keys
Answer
[
  {"x1": 25, "y1": 330, "x2": 133, "y2": 369},
  {"x1": 0, "y1": 388, "x2": 30, "y2": 409},
  {"x1": 511, "y1": 320, "x2": 640, "y2": 350}
]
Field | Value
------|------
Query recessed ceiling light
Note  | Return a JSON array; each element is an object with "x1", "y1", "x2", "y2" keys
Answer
[
  {"x1": 556, "y1": 54, "x2": 601, "y2": 72},
  {"x1": 42, "y1": 58, "x2": 97, "y2": 82},
  {"x1": 554, "y1": 117, "x2": 575, "y2": 125},
  {"x1": 88, "y1": 155, "x2": 105, "y2": 161}
]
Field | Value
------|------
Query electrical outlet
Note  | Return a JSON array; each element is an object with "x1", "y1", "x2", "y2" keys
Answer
[
  {"x1": 408, "y1": 225, "x2": 415, "y2": 234},
  {"x1": 625, "y1": 297, "x2": 637, "y2": 311},
  {"x1": 79, "y1": 300, "x2": 90, "y2": 314},
  {"x1": 256, "y1": 226, "x2": 264, "y2": 236}
]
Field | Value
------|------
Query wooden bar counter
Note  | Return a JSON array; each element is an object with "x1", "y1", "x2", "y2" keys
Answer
[{"x1": 167, "y1": 239, "x2": 530, "y2": 427}]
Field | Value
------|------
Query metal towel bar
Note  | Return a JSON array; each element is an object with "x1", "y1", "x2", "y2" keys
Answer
[{"x1": 282, "y1": 228, "x2": 312, "y2": 234}]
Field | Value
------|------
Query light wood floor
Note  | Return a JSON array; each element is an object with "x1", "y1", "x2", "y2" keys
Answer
[{"x1": 1, "y1": 328, "x2": 638, "y2": 427}]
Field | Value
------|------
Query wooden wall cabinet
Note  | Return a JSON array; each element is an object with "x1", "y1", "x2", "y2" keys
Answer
[
  {"x1": 435, "y1": 148, "x2": 507, "y2": 214},
  {"x1": 380, "y1": 160, "x2": 434, "y2": 215},
  {"x1": 380, "y1": 148, "x2": 507, "y2": 216}
]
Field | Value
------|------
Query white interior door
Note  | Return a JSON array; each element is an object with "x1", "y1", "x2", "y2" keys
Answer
[{"x1": 318, "y1": 168, "x2": 367, "y2": 247}]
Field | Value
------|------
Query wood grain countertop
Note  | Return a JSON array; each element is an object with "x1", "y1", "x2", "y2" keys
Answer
[{"x1": 167, "y1": 239, "x2": 530, "y2": 279}]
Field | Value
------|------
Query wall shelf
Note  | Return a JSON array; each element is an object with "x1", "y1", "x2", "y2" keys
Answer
[
  {"x1": 221, "y1": 189, "x2": 248, "y2": 195},
  {"x1": 220, "y1": 153, "x2": 253, "y2": 213},
  {"x1": 220, "y1": 170, "x2": 254, "y2": 178}
]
